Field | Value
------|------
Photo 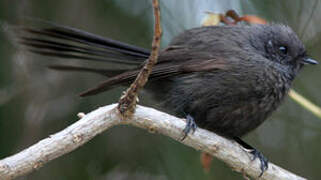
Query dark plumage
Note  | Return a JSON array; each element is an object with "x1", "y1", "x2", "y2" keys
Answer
[{"x1": 14, "y1": 22, "x2": 317, "y2": 175}]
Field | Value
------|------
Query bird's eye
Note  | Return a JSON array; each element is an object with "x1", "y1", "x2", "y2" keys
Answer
[{"x1": 279, "y1": 46, "x2": 288, "y2": 55}]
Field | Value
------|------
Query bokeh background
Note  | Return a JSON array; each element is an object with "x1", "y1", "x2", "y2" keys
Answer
[{"x1": 0, "y1": 0, "x2": 320, "y2": 179}]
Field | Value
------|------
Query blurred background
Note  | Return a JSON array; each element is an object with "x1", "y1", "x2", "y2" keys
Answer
[{"x1": 0, "y1": 0, "x2": 320, "y2": 179}]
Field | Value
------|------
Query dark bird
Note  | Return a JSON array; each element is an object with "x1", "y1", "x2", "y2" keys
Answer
[{"x1": 14, "y1": 21, "x2": 318, "y2": 176}]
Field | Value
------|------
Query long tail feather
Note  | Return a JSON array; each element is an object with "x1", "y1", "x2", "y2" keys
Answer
[
  {"x1": 7, "y1": 20, "x2": 183, "y2": 97},
  {"x1": 12, "y1": 20, "x2": 150, "y2": 64},
  {"x1": 48, "y1": 65, "x2": 128, "y2": 77}
]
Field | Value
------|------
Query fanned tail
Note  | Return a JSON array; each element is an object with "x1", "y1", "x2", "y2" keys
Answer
[{"x1": 8, "y1": 20, "x2": 177, "y2": 97}]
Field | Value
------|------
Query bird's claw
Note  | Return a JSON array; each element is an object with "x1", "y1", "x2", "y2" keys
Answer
[
  {"x1": 181, "y1": 114, "x2": 197, "y2": 141},
  {"x1": 250, "y1": 149, "x2": 269, "y2": 177},
  {"x1": 233, "y1": 137, "x2": 269, "y2": 177}
]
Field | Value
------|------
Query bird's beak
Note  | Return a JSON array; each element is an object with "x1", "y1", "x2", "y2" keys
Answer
[{"x1": 302, "y1": 57, "x2": 318, "y2": 65}]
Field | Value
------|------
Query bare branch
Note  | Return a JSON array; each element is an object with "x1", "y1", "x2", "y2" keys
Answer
[
  {"x1": 118, "y1": 0, "x2": 162, "y2": 117},
  {"x1": 0, "y1": 104, "x2": 306, "y2": 180}
]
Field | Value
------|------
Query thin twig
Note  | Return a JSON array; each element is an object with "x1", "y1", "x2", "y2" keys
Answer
[
  {"x1": 0, "y1": 104, "x2": 306, "y2": 180},
  {"x1": 299, "y1": 0, "x2": 319, "y2": 39},
  {"x1": 117, "y1": 0, "x2": 162, "y2": 117},
  {"x1": 289, "y1": 89, "x2": 321, "y2": 119}
]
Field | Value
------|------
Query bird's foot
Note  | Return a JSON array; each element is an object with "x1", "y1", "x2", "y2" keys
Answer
[
  {"x1": 249, "y1": 148, "x2": 268, "y2": 177},
  {"x1": 181, "y1": 114, "x2": 197, "y2": 140},
  {"x1": 233, "y1": 137, "x2": 268, "y2": 177}
]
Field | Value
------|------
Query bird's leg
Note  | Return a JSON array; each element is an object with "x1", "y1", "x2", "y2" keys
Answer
[
  {"x1": 233, "y1": 137, "x2": 268, "y2": 177},
  {"x1": 181, "y1": 114, "x2": 197, "y2": 140}
]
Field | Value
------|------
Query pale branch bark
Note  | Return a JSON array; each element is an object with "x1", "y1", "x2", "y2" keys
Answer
[
  {"x1": 0, "y1": 104, "x2": 305, "y2": 180},
  {"x1": 118, "y1": 0, "x2": 162, "y2": 116}
]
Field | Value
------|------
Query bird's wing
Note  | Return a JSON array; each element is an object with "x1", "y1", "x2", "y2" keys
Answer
[{"x1": 79, "y1": 57, "x2": 229, "y2": 96}]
